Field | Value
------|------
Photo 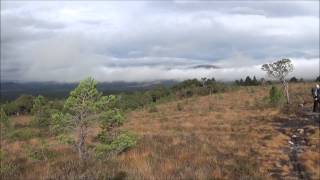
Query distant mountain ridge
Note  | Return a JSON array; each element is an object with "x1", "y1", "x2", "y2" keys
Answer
[
  {"x1": 0, "y1": 80, "x2": 178, "y2": 101},
  {"x1": 190, "y1": 65, "x2": 220, "y2": 69}
]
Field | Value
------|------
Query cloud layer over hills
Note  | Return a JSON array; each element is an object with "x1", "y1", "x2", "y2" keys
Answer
[{"x1": 1, "y1": 1, "x2": 319, "y2": 82}]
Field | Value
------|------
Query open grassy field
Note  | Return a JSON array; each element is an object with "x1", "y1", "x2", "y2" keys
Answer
[{"x1": 1, "y1": 83, "x2": 319, "y2": 180}]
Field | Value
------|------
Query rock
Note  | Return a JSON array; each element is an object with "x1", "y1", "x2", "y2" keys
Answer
[
  {"x1": 297, "y1": 129, "x2": 304, "y2": 134},
  {"x1": 275, "y1": 162, "x2": 282, "y2": 168},
  {"x1": 292, "y1": 135, "x2": 297, "y2": 138},
  {"x1": 288, "y1": 140, "x2": 294, "y2": 145}
]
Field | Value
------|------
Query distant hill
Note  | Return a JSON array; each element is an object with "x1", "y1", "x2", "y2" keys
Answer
[
  {"x1": 190, "y1": 65, "x2": 220, "y2": 69},
  {"x1": 0, "y1": 80, "x2": 178, "y2": 101}
]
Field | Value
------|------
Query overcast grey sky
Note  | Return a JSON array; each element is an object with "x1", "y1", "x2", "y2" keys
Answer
[{"x1": 1, "y1": 0, "x2": 319, "y2": 82}]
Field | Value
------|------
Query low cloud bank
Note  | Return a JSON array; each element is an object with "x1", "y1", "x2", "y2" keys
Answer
[
  {"x1": 92, "y1": 58, "x2": 317, "y2": 82},
  {"x1": 5, "y1": 58, "x2": 317, "y2": 82}
]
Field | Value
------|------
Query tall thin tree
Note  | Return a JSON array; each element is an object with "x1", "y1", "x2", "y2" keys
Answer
[{"x1": 261, "y1": 59, "x2": 294, "y2": 104}]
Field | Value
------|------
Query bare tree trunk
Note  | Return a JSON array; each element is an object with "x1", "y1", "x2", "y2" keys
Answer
[
  {"x1": 282, "y1": 80, "x2": 290, "y2": 104},
  {"x1": 77, "y1": 124, "x2": 87, "y2": 161}
]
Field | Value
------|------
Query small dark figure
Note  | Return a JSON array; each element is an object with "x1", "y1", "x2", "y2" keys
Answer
[
  {"x1": 312, "y1": 84, "x2": 320, "y2": 112},
  {"x1": 152, "y1": 95, "x2": 157, "y2": 103},
  {"x1": 318, "y1": 85, "x2": 320, "y2": 111}
]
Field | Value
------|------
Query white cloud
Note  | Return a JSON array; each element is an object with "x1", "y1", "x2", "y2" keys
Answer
[
  {"x1": 13, "y1": 57, "x2": 317, "y2": 82},
  {"x1": 1, "y1": 1, "x2": 319, "y2": 82}
]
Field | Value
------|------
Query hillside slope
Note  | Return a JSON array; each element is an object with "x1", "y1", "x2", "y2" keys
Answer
[
  {"x1": 1, "y1": 83, "x2": 319, "y2": 179},
  {"x1": 118, "y1": 84, "x2": 319, "y2": 179}
]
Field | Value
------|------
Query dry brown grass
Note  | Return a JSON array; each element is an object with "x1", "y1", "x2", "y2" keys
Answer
[
  {"x1": 1, "y1": 83, "x2": 319, "y2": 180},
  {"x1": 118, "y1": 88, "x2": 276, "y2": 179}
]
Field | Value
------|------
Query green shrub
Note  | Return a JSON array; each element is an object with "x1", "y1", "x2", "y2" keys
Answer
[
  {"x1": 2, "y1": 102, "x2": 19, "y2": 115},
  {"x1": 97, "y1": 109, "x2": 124, "y2": 143},
  {"x1": 56, "y1": 134, "x2": 75, "y2": 145},
  {"x1": 1, "y1": 95, "x2": 33, "y2": 115},
  {"x1": 31, "y1": 96, "x2": 50, "y2": 127},
  {"x1": 100, "y1": 110, "x2": 124, "y2": 128},
  {"x1": 95, "y1": 132, "x2": 137, "y2": 157},
  {"x1": 0, "y1": 107, "x2": 10, "y2": 129},
  {"x1": 50, "y1": 112, "x2": 72, "y2": 135},
  {"x1": 149, "y1": 85, "x2": 170, "y2": 102},
  {"x1": 31, "y1": 96, "x2": 62, "y2": 128},
  {"x1": 110, "y1": 132, "x2": 137, "y2": 152},
  {"x1": 31, "y1": 108, "x2": 52, "y2": 128},
  {"x1": 117, "y1": 92, "x2": 152, "y2": 111},
  {"x1": 269, "y1": 86, "x2": 283, "y2": 104},
  {"x1": 14, "y1": 95, "x2": 35, "y2": 114}
]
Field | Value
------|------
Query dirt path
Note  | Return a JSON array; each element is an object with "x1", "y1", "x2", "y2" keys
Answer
[
  {"x1": 288, "y1": 123, "x2": 310, "y2": 179},
  {"x1": 275, "y1": 111, "x2": 319, "y2": 180}
]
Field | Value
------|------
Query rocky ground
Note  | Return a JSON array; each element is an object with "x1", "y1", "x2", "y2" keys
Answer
[{"x1": 274, "y1": 110, "x2": 319, "y2": 180}]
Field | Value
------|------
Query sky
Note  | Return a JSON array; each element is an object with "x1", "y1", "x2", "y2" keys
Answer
[{"x1": 1, "y1": 0, "x2": 319, "y2": 82}]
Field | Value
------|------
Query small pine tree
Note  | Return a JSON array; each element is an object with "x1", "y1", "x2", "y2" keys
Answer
[
  {"x1": 239, "y1": 78, "x2": 244, "y2": 85},
  {"x1": 31, "y1": 96, "x2": 51, "y2": 127},
  {"x1": 289, "y1": 77, "x2": 298, "y2": 83},
  {"x1": 252, "y1": 76, "x2": 258, "y2": 85},
  {"x1": 64, "y1": 77, "x2": 104, "y2": 160},
  {"x1": 245, "y1": 76, "x2": 252, "y2": 86},
  {"x1": 63, "y1": 77, "x2": 124, "y2": 160},
  {"x1": 98, "y1": 107, "x2": 124, "y2": 143},
  {"x1": 14, "y1": 95, "x2": 35, "y2": 114}
]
